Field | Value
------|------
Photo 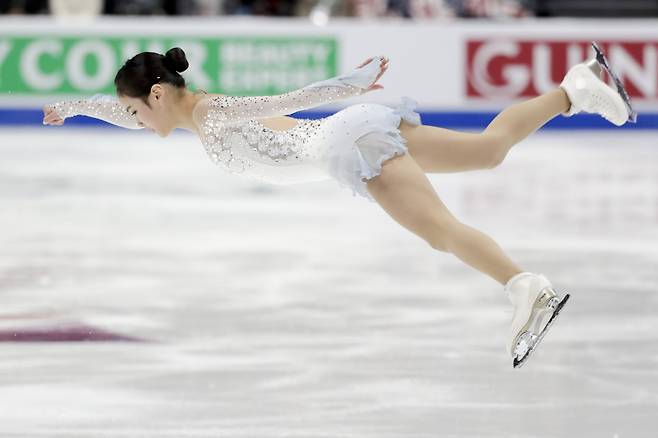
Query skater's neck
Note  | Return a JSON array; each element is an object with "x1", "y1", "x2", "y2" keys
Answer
[{"x1": 171, "y1": 88, "x2": 206, "y2": 134}]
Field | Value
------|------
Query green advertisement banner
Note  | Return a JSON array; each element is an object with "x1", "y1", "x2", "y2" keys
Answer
[{"x1": 0, "y1": 35, "x2": 338, "y2": 95}]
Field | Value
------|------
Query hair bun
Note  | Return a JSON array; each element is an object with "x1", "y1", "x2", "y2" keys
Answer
[{"x1": 163, "y1": 47, "x2": 189, "y2": 73}]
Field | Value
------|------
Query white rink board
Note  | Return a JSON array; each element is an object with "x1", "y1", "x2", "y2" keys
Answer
[{"x1": 0, "y1": 17, "x2": 657, "y2": 112}]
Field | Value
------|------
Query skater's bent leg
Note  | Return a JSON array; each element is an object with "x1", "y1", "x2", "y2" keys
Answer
[
  {"x1": 401, "y1": 88, "x2": 571, "y2": 174},
  {"x1": 400, "y1": 122, "x2": 501, "y2": 173},
  {"x1": 365, "y1": 152, "x2": 523, "y2": 285},
  {"x1": 482, "y1": 88, "x2": 571, "y2": 163}
]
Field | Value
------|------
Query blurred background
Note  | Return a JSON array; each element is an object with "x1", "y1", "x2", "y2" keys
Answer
[
  {"x1": 1, "y1": 1, "x2": 657, "y2": 437},
  {"x1": 3, "y1": 0, "x2": 658, "y2": 18}
]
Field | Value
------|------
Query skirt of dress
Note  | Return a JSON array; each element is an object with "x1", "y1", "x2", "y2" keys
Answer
[{"x1": 318, "y1": 96, "x2": 422, "y2": 203}]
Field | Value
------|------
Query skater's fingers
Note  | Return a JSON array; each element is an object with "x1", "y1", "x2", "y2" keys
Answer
[
  {"x1": 356, "y1": 56, "x2": 375, "y2": 69},
  {"x1": 42, "y1": 106, "x2": 59, "y2": 117},
  {"x1": 43, "y1": 113, "x2": 64, "y2": 125},
  {"x1": 355, "y1": 56, "x2": 388, "y2": 72},
  {"x1": 43, "y1": 113, "x2": 62, "y2": 124},
  {"x1": 43, "y1": 107, "x2": 63, "y2": 122},
  {"x1": 363, "y1": 83, "x2": 384, "y2": 93},
  {"x1": 357, "y1": 55, "x2": 387, "y2": 70},
  {"x1": 375, "y1": 64, "x2": 388, "y2": 81}
]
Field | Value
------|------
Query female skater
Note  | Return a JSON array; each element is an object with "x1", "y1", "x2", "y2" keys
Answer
[{"x1": 42, "y1": 43, "x2": 636, "y2": 368}]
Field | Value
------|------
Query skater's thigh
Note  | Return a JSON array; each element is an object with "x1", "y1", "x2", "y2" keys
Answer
[
  {"x1": 398, "y1": 120, "x2": 500, "y2": 173},
  {"x1": 365, "y1": 152, "x2": 459, "y2": 248}
]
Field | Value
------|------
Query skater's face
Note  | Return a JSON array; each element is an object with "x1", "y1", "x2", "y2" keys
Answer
[{"x1": 118, "y1": 83, "x2": 178, "y2": 137}]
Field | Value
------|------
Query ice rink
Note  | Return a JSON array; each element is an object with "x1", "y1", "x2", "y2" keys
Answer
[{"x1": 1, "y1": 126, "x2": 657, "y2": 437}]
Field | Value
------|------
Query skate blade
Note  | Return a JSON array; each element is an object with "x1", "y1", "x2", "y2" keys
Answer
[
  {"x1": 513, "y1": 293, "x2": 570, "y2": 369},
  {"x1": 591, "y1": 41, "x2": 638, "y2": 124}
]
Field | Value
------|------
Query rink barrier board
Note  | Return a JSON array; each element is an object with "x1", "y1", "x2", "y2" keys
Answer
[
  {"x1": 0, "y1": 19, "x2": 657, "y2": 111},
  {"x1": 2, "y1": 108, "x2": 657, "y2": 130}
]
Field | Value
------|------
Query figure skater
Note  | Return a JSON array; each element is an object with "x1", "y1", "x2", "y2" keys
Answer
[{"x1": 42, "y1": 42, "x2": 636, "y2": 368}]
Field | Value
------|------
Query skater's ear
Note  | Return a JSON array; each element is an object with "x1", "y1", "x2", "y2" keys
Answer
[{"x1": 150, "y1": 83, "x2": 164, "y2": 102}]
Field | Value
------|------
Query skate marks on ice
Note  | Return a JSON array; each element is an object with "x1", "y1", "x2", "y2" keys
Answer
[{"x1": 0, "y1": 128, "x2": 657, "y2": 437}]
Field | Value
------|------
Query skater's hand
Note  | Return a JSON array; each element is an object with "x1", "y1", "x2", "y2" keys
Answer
[
  {"x1": 42, "y1": 105, "x2": 64, "y2": 126},
  {"x1": 356, "y1": 56, "x2": 389, "y2": 92}
]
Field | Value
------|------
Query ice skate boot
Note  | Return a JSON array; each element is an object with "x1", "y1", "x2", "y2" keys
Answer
[
  {"x1": 559, "y1": 41, "x2": 637, "y2": 126},
  {"x1": 504, "y1": 272, "x2": 570, "y2": 369}
]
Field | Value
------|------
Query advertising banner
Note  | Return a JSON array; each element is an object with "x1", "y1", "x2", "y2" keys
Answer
[
  {"x1": 0, "y1": 18, "x2": 656, "y2": 128},
  {"x1": 466, "y1": 40, "x2": 657, "y2": 101},
  {"x1": 0, "y1": 36, "x2": 337, "y2": 95}
]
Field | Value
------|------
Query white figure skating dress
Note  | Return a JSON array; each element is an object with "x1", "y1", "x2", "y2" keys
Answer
[{"x1": 49, "y1": 56, "x2": 422, "y2": 202}]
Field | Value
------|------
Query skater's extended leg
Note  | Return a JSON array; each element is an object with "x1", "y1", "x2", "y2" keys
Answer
[
  {"x1": 365, "y1": 152, "x2": 523, "y2": 285},
  {"x1": 400, "y1": 88, "x2": 571, "y2": 173}
]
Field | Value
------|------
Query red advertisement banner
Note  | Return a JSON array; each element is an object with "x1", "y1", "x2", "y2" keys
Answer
[{"x1": 466, "y1": 40, "x2": 657, "y2": 100}]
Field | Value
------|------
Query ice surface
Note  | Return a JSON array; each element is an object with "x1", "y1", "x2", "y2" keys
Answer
[{"x1": 0, "y1": 127, "x2": 656, "y2": 437}]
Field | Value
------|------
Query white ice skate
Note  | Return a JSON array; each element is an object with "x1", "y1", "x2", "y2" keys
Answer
[
  {"x1": 504, "y1": 272, "x2": 570, "y2": 369},
  {"x1": 560, "y1": 41, "x2": 637, "y2": 126}
]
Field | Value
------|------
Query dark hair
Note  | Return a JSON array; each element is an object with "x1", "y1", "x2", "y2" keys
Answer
[{"x1": 114, "y1": 47, "x2": 189, "y2": 105}]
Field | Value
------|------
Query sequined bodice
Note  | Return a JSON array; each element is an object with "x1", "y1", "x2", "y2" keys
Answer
[{"x1": 199, "y1": 113, "x2": 330, "y2": 184}]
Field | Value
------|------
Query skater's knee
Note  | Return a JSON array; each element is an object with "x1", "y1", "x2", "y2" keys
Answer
[
  {"x1": 428, "y1": 237, "x2": 450, "y2": 252},
  {"x1": 488, "y1": 148, "x2": 509, "y2": 169},
  {"x1": 475, "y1": 131, "x2": 510, "y2": 169},
  {"x1": 479, "y1": 131, "x2": 510, "y2": 168}
]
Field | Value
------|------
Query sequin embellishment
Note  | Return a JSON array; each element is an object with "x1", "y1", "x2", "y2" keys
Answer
[
  {"x1": 199, "y1": 97, "x2": 328, "y2": 175},
  {"x1": 50, "y1": 94, "x2": 142, "y2": 130}
]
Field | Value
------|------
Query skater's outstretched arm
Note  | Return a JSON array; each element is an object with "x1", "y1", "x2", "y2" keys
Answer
[
  {"x1": 42, "y1": 94, "x2": 144, "y2": 129},
  {"x1": 195, "y1": 56, "x2": 389, "y2": 123}
]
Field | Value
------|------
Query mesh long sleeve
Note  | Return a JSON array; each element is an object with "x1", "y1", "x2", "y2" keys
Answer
[
  {"x1": 49, "y1": 94, "x2": 144, "y2": 130},
  {"x1": 203, "y1": 56, "x2": 385, "y2": 122}
]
